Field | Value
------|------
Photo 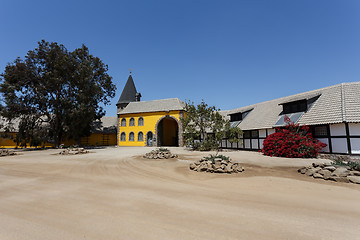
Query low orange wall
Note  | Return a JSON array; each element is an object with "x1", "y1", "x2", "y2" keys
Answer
[{"x1": 0, "y1": 132, "x2": 117, "y2": 148}]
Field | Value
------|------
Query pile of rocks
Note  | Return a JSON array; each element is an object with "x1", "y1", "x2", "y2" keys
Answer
[
  {"x1": 143, "y1": 149, "x2": 178, "y2": 159},
  {"x1": 59, "y1": 148, "x2": 89, "y2": 155},
  {"x1": 0, "y1": 149, "x2": 15, "y2": 157},
  {"x1": 298, "y1": 163, "x2": 360, "y2": 184},
  {"x1": 189, "y1": 157, "x2": 244, "y2": 174}
]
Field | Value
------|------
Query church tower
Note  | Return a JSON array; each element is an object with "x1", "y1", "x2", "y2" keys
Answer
[{"x1": 116, "y1": 72, "x2": 141, "y2": 112}]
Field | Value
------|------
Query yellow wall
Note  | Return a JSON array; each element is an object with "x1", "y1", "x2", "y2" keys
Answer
[
  {"x1": 118, "y1": 110, "x2": 181, "y2": 147},
  {"x1": 80, "y1": 133, "x2": 117, "y2": 146},
  {"x1": 0, "y1": 132, "x2": 117, "y2": 148},
  {"x1": 0, "y1": 132, "x2": 19, "y2": 148},
  {"x1": 0, "y1": 132, "x2": 54, "y2": 148}
]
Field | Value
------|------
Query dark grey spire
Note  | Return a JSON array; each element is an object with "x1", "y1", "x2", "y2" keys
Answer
[{"x1": 117, "y1": 73, "x2": 141, "y2": 111}]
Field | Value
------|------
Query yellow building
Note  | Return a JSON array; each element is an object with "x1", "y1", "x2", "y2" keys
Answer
[
  {"x1": 0, "y1": 116, "x2": 118, "y2": 148},
  {"x1": 116, "y1": 74, "x2": 184, "y2": 147}
]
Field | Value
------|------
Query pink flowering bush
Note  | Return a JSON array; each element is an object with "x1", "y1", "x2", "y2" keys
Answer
[{"x1": 262, "y1": 117, "x2": 327, "y2": 158}]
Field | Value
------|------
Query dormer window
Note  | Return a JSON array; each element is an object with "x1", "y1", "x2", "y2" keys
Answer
[
  {"x1": 282, "y1": 100, "x2": 307, "y2": 114},
  {"x1": 230, "y1": 113, "x2": 242, "y2": 122},
  {"x1": 229, "y1": 109, "x2": 252, "y2": 122},
  {"x1": 275, "y1": 95, "x2": 320, "y2": 127}
]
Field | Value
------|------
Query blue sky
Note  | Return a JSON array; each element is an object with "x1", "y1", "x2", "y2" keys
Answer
[{"x1": 1, "y1": 0, "x2": 359, "y2": 117}]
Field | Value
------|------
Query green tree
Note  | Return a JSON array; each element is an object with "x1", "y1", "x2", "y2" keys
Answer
[
  {"x1": 182, "y1": 100, "x2": 242, "y2": 151},
  {"x1": 0, "y1": 40, "x2": 116, "y2": 147}
]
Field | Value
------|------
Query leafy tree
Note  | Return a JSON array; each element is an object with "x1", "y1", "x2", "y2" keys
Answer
[
  {"x1": 182, "y1": 100, "x2": 242, "y2": 151},
  {"x1": 261, "y1": 116, "x2": 327, "y2": 158},
  {"x1": 0, "y1": 40, "x2": 116, "y2": 147}
]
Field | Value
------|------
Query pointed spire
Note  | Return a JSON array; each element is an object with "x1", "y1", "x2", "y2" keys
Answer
[{"x1": 116, "y1": 72, "x2": 141, "y2": 109}]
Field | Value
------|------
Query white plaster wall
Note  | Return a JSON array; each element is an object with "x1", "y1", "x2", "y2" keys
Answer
[
  {"x1": 238, "y1": 138, "x2": 244, "y2": 148},
  {"x1": 330, "y1": 123, "x2": 346, "y2": 136},
  {"x1": 259, "y1": 139, "x2": 264, "y2": 149},
  {"x1": 267, "y1": 128, "x2": 275, "y2": 135},
  {"x1": 251, "y1": 139, "x2": 258, "y2": 149},
  {"x1": 331, "y1": 138, "x2": 348, "y2": 153},
  {"x1": 244, "y1": 139, "x2": 250, "y2": 149},
  {"x1": 316, "y1": 138, "x2": 329, "y2": 153},
  {"x1": 349, "y1": 123, "x2": 360, "y2": 136},
  {"x1": 259, "y1": 129, "x2": 267, "y2": 138},
  {"x1": 350, "y1": 138, "x2": 360, "y2": 154},
  {"x1": 227, "y1": 140, "x2": 235, "y2": 148}
]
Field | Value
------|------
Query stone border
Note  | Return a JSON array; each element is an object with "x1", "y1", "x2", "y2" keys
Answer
[
  {"x1": 298, "y1": 163, "x2": 360, "y2": 184},
  {"x1": 154, "y1": 115, "x2": 183, "y2": 147}
]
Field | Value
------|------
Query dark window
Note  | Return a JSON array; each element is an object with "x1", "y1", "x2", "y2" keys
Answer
[
  {"x1": 314, "y1": 126, "x2": 327, "y2": 137},
  {"x1": 283, "y1": 100, "x2": 307, "y2": 114},
  {"x1": 129, "y1": 118, "x2": 135, "y2": 126},
  {"x1": 230, "y1": 110, "x2": 252, "y2": 122},
  {"x1": 129, "y1": 132, "x2": 135, "y2": 141},
  {"x1": 138, "y1": 132, "x2": 144, "y2": 141},
  {"x1": 121, "y1": 118, "x2": 126, "y2": 127},
  {"x1": 120, "y1": 132, "x2": 126, "y2": 141},
  {"x1": 251, "y1": 130, "x2": 259, "y2": 138},
  {"x1": 243, "y1": 131, "x2": 251, "y2": 138},
  {"x1": 230, "y1": 113, "x2": 242, "y2": 122},
  {"x1": 138, "y1": 117, "x2": 144, "y2": 126}
]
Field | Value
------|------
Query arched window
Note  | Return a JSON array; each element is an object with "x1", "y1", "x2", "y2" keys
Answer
[
  {"x1": 129, "y1": 132, "x2": 135, "y2": 141},
  {"x1": 138, "y1": 117, "x2": 144, "y2": 126},
  {"x1": 121, "y1": 118, "x2": 126, "y2": 127},
  {"x1": 138, "y1": 132, "x2": 144, "y2": 141},
  {"x1": 120, "y1": 132, "x2": 126, "y2": 141},
  {"x1": 129, "y1": 118, "x2": 135, "y2": 126}
]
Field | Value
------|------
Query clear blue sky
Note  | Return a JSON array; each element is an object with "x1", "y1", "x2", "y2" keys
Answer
[{"x1": 1, "y1": 0, "x2": 359, "y2": 117}]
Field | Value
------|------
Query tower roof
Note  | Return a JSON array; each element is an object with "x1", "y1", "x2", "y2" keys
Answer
[{"x1": 117, "y1": 74, "x2": 138, "y2": 105}]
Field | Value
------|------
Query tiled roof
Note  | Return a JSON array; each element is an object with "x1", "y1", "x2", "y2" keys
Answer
[
  {"x1": 91, "y1": 116, "x2": 118, "y2": 133},
  {"x1": 222, "y1": 82, "x2": 360, "y2": 130},
  {"x1": 118, "y1": 98, "x2": 185, "y2": 115},
  {"x1": 117, "y1": 75, "x2": 139, "y2": 105},
  {"x1": 342, "y1": 83, "x2": 360, "y2": 122}
]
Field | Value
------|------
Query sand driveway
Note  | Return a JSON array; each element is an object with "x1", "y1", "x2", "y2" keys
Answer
[{"x1": 0, "y1": 147, "x2": 359, "y2": 240}]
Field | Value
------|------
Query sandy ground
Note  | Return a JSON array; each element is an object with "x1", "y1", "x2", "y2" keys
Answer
[{"x1": 0, "y1": 147, "x2": 359, "y2": 240}]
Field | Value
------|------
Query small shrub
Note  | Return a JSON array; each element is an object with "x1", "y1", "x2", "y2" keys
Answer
[
  {"x1": 204, "y1": 154, "x2": 229, "y2": 163},
  {"x1": 332, "y1": 158, "x2": 360, "y2": 170},
  {"x1": 261, "y1": 117, "x2": 327, "y2": 158},
  {"x1": 198, "y1": 141, "x2": 216, "y2": 151},
  {"x1": 158, "y1": 148, "x2": 169, "y2": 152}
]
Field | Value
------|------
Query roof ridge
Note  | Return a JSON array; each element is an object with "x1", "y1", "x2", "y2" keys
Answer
[
  {"x1": 224, "y1": 82, "x2": 359, "y2": 112},
  {"x1": 128, "y1": 98, "x2": 181, "y2": 104}
]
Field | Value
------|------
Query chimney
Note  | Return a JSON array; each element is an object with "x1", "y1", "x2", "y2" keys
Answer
[{"x1": 135, "y1": 92, "x2": 142, "y2": 102}]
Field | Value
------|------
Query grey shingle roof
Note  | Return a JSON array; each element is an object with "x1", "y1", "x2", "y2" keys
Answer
[
  {"x1": 118, "y1": 98, "x2": 185, "y2": 115},
  {"x1": 91, "y1": 116, "x2": 118, "y2": 133},
  {"x1": 117, "y1": 75, "x2": 138, "y2": 105},
  {"x1": 222, "y1": 82, "x2": 360, "y2": 130}
]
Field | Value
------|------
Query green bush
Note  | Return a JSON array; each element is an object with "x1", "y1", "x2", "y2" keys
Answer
[
  {"x1": 158, "y1": 148, "x2": 169, "y2": 152},
  {"x1": 204, "y1": 154, "x2": 229, "y2": 163},
  {"x1": 332, "y1": 159, "x2": 360, "y2": 171}
]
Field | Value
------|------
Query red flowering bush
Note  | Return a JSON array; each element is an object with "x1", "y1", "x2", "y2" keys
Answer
[{"x1": 262, "y1": 117, "x2": 327, "y2": 158}]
